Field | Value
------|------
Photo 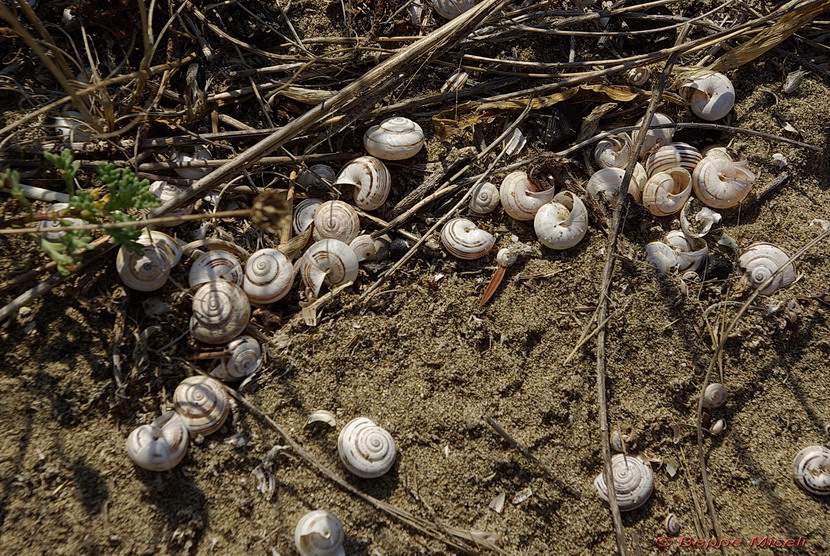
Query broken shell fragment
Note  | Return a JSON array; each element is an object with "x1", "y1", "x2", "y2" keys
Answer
[
  {"x1": 294, "y1": 510, "x2": 346, "y2": 556},
  {"x1": 306, "y1": 410, "x2": 337, "y2": 429}
]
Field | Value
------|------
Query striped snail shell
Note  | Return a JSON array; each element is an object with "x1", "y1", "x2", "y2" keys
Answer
[
  {"x1": 148, "y1": 181, "x2": 193, "y2": 217},
  {"x1": 468, "y1": 182, "x2": 500, "y2": 214},
  {"x1": 432, "y1": 0, "x2": 476, "y2": 19},
  {"x1": 173, "y1": 145, "x2": 212, "y2": 180},
  {"x1": 534, "y1": 191, "x2": 588, "y2": 250},
  {"x1": 294, "y1": 510, "x2": 346, "y2": 556},
  {"x1": 293, "y1": 198, "x2": 323, "y2": 235},
  {"x1": 363, "y1": 117, "x2": 425, "y2": 160},
  {"x1": 793, "y1": 446, "x2": 830, "y2": 496},
  {"x1": 594, "y1": 453, "x2": 654, "y2": 511},
  {"x1": 664, "y1": 230, "x2": 707, "y2": 272},
  {"x1": 440, "y1": 218, "x2": 495, "y2": 260},
  {"x1": 172, "y1": 376, "x2": 229, "y2": 436},
  {"x1": 641, "y1": 167, "x2": 692, "y2": 216},
  {"x1": 190, "y1": 281, "x2": 251, "y2": 344},
  {"x1": 296, "y1": 164, "x2": 336, "y2": 188},
  {"x1": 188, "y1": 250, "x2": 244, "y2": 288},
  {"x1": 136, "y1": 229, "x2": 183, "y2": 267},
  {"x1": 692, "y1": 152, "x2": 755, "y2": 208},
  {"x1": 337, "y1": 417, "x2": 397, "y2": 478},
  {"x1": 633, "y1": 112, "x2": 675, "y2": 156},
  {"x1": 211, "y1": 335, "x2": 262, "y2": 381},
  {"x1": 586, "y1": 166, "x2": 647, "y2": 202},
  {"x1": 298, "y1": 239, "x2": 359, "y2": 297},
  {"x1": 116, "y1": 242, "x2": 173, "y2": 292},
  {"x1": 243, "y1": 248, "x2": 294, "y2": 305},
  {"x1": 594, "y1": 133, "x2": 633, "y2": 169},
  {"x1": 679, "y1": 71, "x2": 735, "y2": 121},
  {"x1": 335, "y1": 156, "x2": 391, "y2": 211},
  {"x1": 645, "y1": 241, "x2": 678, "y2": 275},
  {"x1": 312, "y1": 200, "x2": 361, "y2": 243},
  {"x1": 38, "y1": 203, "x2": 84, "y2": 241},
  {"x1": 499, "y1": 171, "x2": 556, "y2": 220},
  {"x1": 738, "y1": 243, "x2": 795, "y2": 295},
  {"x1": 126, "y1": 411, "x2": 189, "y2": 472},
  {"x1": 645, "y1": 143, "x2": 702, "y2": 176},
  {"x1": 702, "y1": 382, "x2": 728, "y2": 409},
  {"x1": 349, "y1": 234, "x2": 378, "y2": 262}
]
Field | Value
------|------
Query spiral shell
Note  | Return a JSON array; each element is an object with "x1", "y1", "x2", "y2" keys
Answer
[
  {"x1": 126, "y1": 411, "x2": 189, "y2": 472},
  {"x1": 468, "y1": 182, "x2": 500, "y2": 214},
  {"x1": 432, "y1": 0, "x2": 476, "y2": 19},
  {"x1": 738, "y1": 243, "x2": 795, "y2": 295},
  {"x1": 349, "y1": 234, "x2": 378, "y2": 262},
  {"x1": 38, "y1": 203, "x2": 84, "y2": 241},
  {"x1": 499, "y1": 171, "x2": 556, "y2": 220},
  {"x1": 298, "y1": 239, "x2": 359, "y2": 297},
  {"x1": 296, "y1": 164, "x2": 336, "y2": 188},
  {"x1": 173, "y1": 145, "x2": 212, "y2": 180},
  {"x1": 641, "y1": 167, "x2": 692, "y2": 216},
  {"x1": 633, "y1": 112, "x2": 674, "y2": 156},
  {"x1": 137, "y1": 229, "x2": 183, "y2": 267},
  {"x1": 294, "y1": 510, "x2": 346, "y2": 556},
  {"x1": 190, "y1": 281, "x2": 251, "y2": 344},
  {"x1": 645, "y1": 241, "x2": 677, "y2": 275},
  {"x1": 627, "y1": 67, "x2": 651, "y2": 86},
  {"x1": 586, "y1": 166, "x2": 647, "y2": 202},
  {"x1": 188, "y1": 250, "x2": 244, "y2": 288},
  {"x1": 148, "y1": 181, "x2": 193, "y2": 216},
  {"x1": 665, "y1": 230, "x2": 707, "y2": 272},
  {"x1": 534, "y1": 191, "x2": 588, "y2": 250},
  {"x1": 293, "y1": 198, "x2": 323, "y2": 235},
  {"x1": 645, "y1": 143, "x2": 702, "y2": 176},
  {"x1": 364, "y1": 117, "x2": 425, "y2": 160},
  {"x1": 440, "y1": 218, "x2": 495, "y2": 260},
  {"x1": 335, "y1": 156, "x2": 391, "y2": 211},
  {"x1": 172, "y1": 376, "x2": 229, "y2": 436},
  {"x1": 665, "y1": 514, "x2": 681, "y2": 535},
  {"x1": 211, "y1": 335, "x2": 263, "y2": 381},
  {"x1": 337, "y1": 417, "x2": 397, "y2": 478},
  {"x1": 594, "y1": 133, "x2": 633, "y2": 169},
  {"x1": 243, "y1": 249, "x2": 294, "y2": 305},
  {"x1": 594, "y1": 453, "x2": 654, "y2": 511},
  {"x1": 679, "y1": 71, "x2": 735, "y2": 121},
  {"x1": 702, "y1": 383, "x2": 728, "y2": 409},
  {"x1": 116, "y1": 242, "x2": 173, "y2": 292},
  {"x1": 692, "y1": 152, "x2": 755, "y2": 208},
  {"x1": 312, "y1": 200, "x2": 361, "y2": 243},
  {"x1": 793, "y1": 446, "x2": 830, "y2": 496}
]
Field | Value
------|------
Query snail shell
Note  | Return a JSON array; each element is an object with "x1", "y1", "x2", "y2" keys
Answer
[
  {"x1": 645, "y1": 241, "x2": 678, "y2": 275},
  {"x1": 126, "y1": 411, "x2": 189, "y2": 471},
  {"x1": 38, "y1": 203, "x2": 84, "y2": 241},
  {"x1": 293, "y1": 198, "x2": 323, "y2": 235},
  {"x1": 172, "y1": 376, "x2": 229, "y2": 436},
  {"x1": 710, "y1": 419, "x2": 727, "y2": 435},
  {"x1": 294, "y1": 510, "x2": 346, "y2": 556},
  {"x1": 499, "y1": 171, "x2": 556, "y2": 221},
  {"x1": 53, "y1": 111, "x2": 92, "y2": 142},
  {"x1": 594, "y1": 133, "x2": 633, "y2": 169},
  {"x1": 468, "y1": 182, "x2": 500, "y2": 214},
  {"x1": 534, "y1": 191, "x2": 588, "y2": 250},
  {"x1": 627, "y1": 67, "x2": 651, "y2": 86},
  {"x1": 793, "y1": 446, "x2": 830, "y2": 496},
  {"x1": 136, "y1": 229, "x2": 183, "y2": 267},
  {"x1": 188, "y1": 250, "x2": 244, "y2": 289},
  {"x1": 665, "y1": 514, "x2": 681, "y2": 536},
  {"x1": 173, "y1": 145, "x2": 212, "y2": 180},
  {"x1": 335, "y1": 156, "x2": 391, "y2": 211},
  {"x1": 633, "y1": 112, "x2": 675, "y2": 156},
  {"x1": 190, "y1": 281, "x2": 251, "y2": 344},
  {"x1": 441, "y1": 69, "x2": 469, "y2": 93},
  {"x1": 702, "y1": 383, "x2": 728, "y2": 409},
  {"x1": 692, "y1": 153, "x2": 755, "y2": 209},
  {"x1": 665, "y1": 230, "x2": 707, "y2": 272},
  {"x1": 586, "y1": 166, "x2": 647, "y2": 202},
  {"x1": 312, "y1": 200, "x2": 361, "y2": 243},
  {"x1": 298, "y1": 239, "x2": 359, "y2": 297},
  {"x1": 432, "y1": 0, "x2": 476, "y2": 19},
  {"x1": 243, "y1": 249, "x2": 294, "y2": 305},
  {"x1": 211, "y1": 335, "x2": 262, "y2": 381},
  {"x1": 680, "y1": 200, "x2": 721, "y2": 238},
  {"x1": 363, "y1": 117, "x2": 425, "y2": 160},
  {"x1": 148, "y1": 181, "x2": 193, "y2": 217},
  {"x1": 641, "y1": 167, "x2": 692, "y2": 216},
  {"x1": 337, "y1": 417, "x2": 397, "y2": 478},
  {"x1": 679, "y1": 71, "x2": 735, "y2": 121},
  {"x1": 738, "y1": 243, "x2": 795, "y2": 295},
  {"x1": 594, "y1": 453, "x2": 654, "y2": 511},
  {"x1": 440, "y1": 218, "x2": 495, "y2": 260},
  {"x1": 645, "y1": 143, "x2": 702, "y2": 177},
  {"x1": 296, "y1": 164, "x2": 336, "y2": 188},
  {"x1": 116, "y1": 242, "x2": 173, "y2": 292},
  {"x1": 349, "y1": 234, "x2": 378, "y2": 262}
]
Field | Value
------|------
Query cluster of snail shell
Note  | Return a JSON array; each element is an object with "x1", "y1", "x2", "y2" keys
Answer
[{"x1": 594, "y1": 453, "x2": 654, "y2": 511}]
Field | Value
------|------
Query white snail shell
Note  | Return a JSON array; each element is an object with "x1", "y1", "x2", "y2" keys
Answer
[
  {"x1": 440, "y1": 218, "x2": 495, "y2": 260},
  {"x1": 296, "y1": 164, "x2": 337, "y2": 188},
  {"x1": 211, "y1": 335, "x2": 262, "y2": 381},
  {"x1": 312, "y1": 200, "x2": 361, "y2": 243},
  {"x1": 641, "y1": 167, "x2": 692, "y2": 216},
  {"x1": 126, "y1": 411, "x2": 189, "y2": 472},
  {"x1": 38, "y1": 203, "x2": 84, "y2": 241},
  {"x1": 738, "y1": 243, "x2": 795, "y2": 295},
  {"x1": 116, "y1": 242, "x2": 173, "y2": 292},
  {"x1": 137, "y1": 229, "x2": 183, "y2": 267},
  {"x1": 692, "y1": 152, "x2": 755, "y2": 208},
  {"x1": 441, "y1": 69, "x2": 469, "y2": 93},
  {"x1": 499, "y1": 171, "x2": 556, "y2": 220},
  {"x1": 468, "y1": 182, "x2": 500, "y2": 214},
  {"x1": 349, "y1": 234, "x2": 378, "y2": 262},
  {"x1": 337, "y1": 417, "x2": 397, "y2": 478},
  {"x1": 710, "y1": 419, "x2": 727, "y2": 435},
  {"x1": 148, "y1": 181, "x2": 193, "y2": 216},
  {"x1": 173, "y1": 145, "x2": 212, "y2": 180},
  {"x1": 627, "y1": 67, "x2": 651, "y2": 86},
  {"x1": 645, "y1": 241, "x2": 678, "y2": 275},
  {"x1": 633, "y1": 112, "x2": 675, "y2": 156},
  {"x1": 665, "y1": 514, "x2": 681, "y2": 535},
  {"x1": 190, "y1": 281, "x2": 251, "y2": 344},
  {"x1": 172, "y1": 376, "x2": 229, "y2": 436},
  {"x1": 188, "y1": 250, "x2": 244, "y2": 288},
  {"x1": 645, "y1": 143, "x2": 702, "y2": 177},
  {"x1": 335, "y1": 156, "x2": 391, "y2": 211},
  {"x1": 702, "y1": 383, "x2": 728, "y2": 409},
  {"x1": 594, "y1": 453, "x2": 654, "y2": 511},
  {"x1": 534, "y1": 191, "x2": 588, "y2": 250},
  {"x1": 793, "y1": 446, "x2": 830, "y2": 496},
  {"x1": 363, "y1": 117, "x2": 425, "y2": 160},
  {"x1": 294, "y1": 510, "x2": 346, "y2": 556},
  {"x1": 680, "y1": 200, "x2": 721, "y2": 238},
  {"x1": 586, "y1": 166, "x2": 647, "y2": 202},
  {"x1": 665, "y1": 230, "x2": 707, "y2": 272},
  {"x1": 293, "y1": 198, "x2": 323, "y2": 235},
  {"x1": 298, "y1": 239, "x2": 359, "y2": 297},
  {"x1": 243, "y1": 249, "x2": 294, "y2": 305},
  {"x1": 432, "y1": 0, "x2": 476, "y2": 19},
  {"x1": 594, "y1": 133, "x2": 633, "y2": 169},
  {"x1": 679, "y1": 71, "x2": 735, "y2": 121}
]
